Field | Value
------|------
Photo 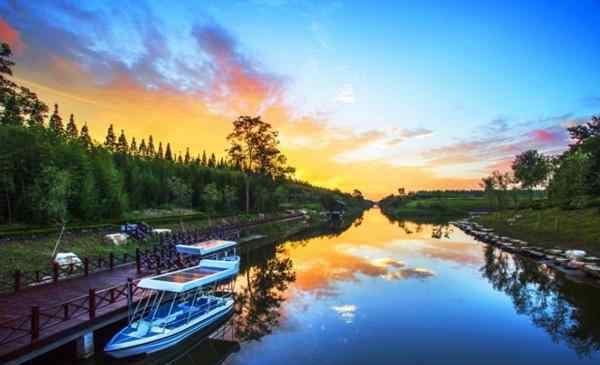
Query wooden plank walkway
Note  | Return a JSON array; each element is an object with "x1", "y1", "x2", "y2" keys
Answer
[
  {"x1": 0, "y1": 213, "x2": 305, "y2": 363},
  {"x1": 0, "y1": 263, "x2": 141, "y2": 322},
  {"x1": 0, "y1": 263, "x2": 147, "y2": 362}
]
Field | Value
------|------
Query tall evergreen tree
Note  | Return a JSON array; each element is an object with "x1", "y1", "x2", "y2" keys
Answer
[
  {"x1": 177, "y1": 154, "x2": 183, "y2": 164},
  {"x1": 0, "y1": 94, "x2": 23, "y2": 126},
  {"x1": 208, "y1": 153, "x2": 216, "y2": 168},
  {"x1": 117, "y1": 129, "x2": 129, "y2": 154},
  {"x1": 165, "y1": 143, "x2": 173, "y2": 161},
  {"x1": 138, "y1": 138, "x2": 147, "y2": 157},
  {"x1": 130, "y1": 137, "x2": 137, "y2": 156},
  {"x1": 184, "y1": 148, "x2": 191, "y2": 164},
  {"x1": 147, "y1": 135, "x2": 155, "y2": 156},
  {"x1": 27, "y1": 99, "x2": 48, "y2": 127},
  {"x1": 157, "y1": 142, "x2": 164, "y2": 159},
  {"x1": 66, "y1": 114, "x2": 79, "y2": 138},
  {"x1": 104, "y1": 124, "x2": 116, "y2": 151},
  {"x1": 201, "y1": 150, "x2": 208, "y2": 166},
  {"x1": 48, "y1": 104, "x2": 64, "y2": 136},
  {"x1": 79, "y1": 123, "x2": 92, "y2": 146},
  {"x1": 0, "y1": 43, "x2": 16, "y2": 93}
]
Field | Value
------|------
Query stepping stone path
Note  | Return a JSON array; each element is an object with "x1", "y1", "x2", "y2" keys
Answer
[{"x1": 449, "y1": 218, "x2": 600, "y2": 283}]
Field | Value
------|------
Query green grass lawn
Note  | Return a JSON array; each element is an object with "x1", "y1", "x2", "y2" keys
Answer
[
  {"x1": 383, "y1": 197, "x2": 492, "y2": 218},
  {"x1": 0, "y1": 232, "x2": 158, "y2": 276},
  {"x1": 0, "y1": 214, "x2": 251, "y2": 274},
  {"x1": 475, "y1": 208, "x2": 600, "y2": 255},
  {"x1": 0, "y1": 211, "x2": 316, "y2": 276}
]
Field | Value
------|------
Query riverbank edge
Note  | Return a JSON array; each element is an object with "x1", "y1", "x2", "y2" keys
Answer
[
  {"x1": 0, "y1": 206, "x2": 367, "y2": 289},
  {"x1": 472, "y1": 208, "x2": 600, "y2": 255},
  {"x1": 452, "y1": 218, "x2": 600, "y2": 284}
]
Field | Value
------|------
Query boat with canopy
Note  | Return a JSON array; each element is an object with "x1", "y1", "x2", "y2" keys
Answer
[{"x1": 104, "y1": 240, "x2": 239, "y2": 358}]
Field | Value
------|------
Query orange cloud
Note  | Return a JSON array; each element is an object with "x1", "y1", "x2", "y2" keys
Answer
[
  {"x1": 281, "y1": 208, "x2": 482, "y2": 296},
  {"x1": 6, "y1": 9, "x2": 481, "y2": 199},
  {"x1": 0, "y1": 17, "x2": 24, "y2": 54}
]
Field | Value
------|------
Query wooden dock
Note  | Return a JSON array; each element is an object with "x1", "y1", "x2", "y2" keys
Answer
[{"x1": 0, "y1": 213, "x2": 305, "y2": 364}]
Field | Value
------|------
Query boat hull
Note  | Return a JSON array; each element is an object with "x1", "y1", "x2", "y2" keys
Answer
[{"x1": 105, "y1": 300, "x2": 234, "y2": 359}]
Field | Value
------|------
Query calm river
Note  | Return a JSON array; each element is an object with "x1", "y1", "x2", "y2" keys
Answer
[{"x1": 33, "y1": 207, "x2": 600, "y2": 364}]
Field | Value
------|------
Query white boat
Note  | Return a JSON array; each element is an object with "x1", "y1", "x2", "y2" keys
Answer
[
  {"x1": 176, "y1": 239, "x2": 238, "y2": 256},
  {"x1": 105, "y1": 242, "x2": 240, "y2": 358}
]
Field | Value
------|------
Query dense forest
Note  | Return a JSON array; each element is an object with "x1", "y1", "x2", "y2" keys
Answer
[{"x1": 0, "y1": 43, "x2": 367, "y2": 225}]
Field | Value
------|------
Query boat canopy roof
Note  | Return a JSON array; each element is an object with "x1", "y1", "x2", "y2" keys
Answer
[
  {"x1": 176, "y1": 240, "x2": 237, "y2": 256},
  {"x1": 138, "y1": 259, "x2": 238, "y2": 292}
]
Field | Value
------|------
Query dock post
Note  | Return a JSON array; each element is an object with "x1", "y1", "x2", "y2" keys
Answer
[
  {"x1": 14, "y1": 270, "x2": 21, "y2": 292},
  {"x1": 75, "y1": 331, "x2": 95, "y2": 359},
  {"x1": 136, "y1": 248, "x2": 141, "y2": 274},
  {"x1": 84, "y1": 257, "x2": 89, "y2": 276},
  {"x1": 52, "y1": 262, "x2": 59, "y2": 283},
  {"x1": 31, "y1": 306, "x2": 40, "y2": 341},
  {"x1": 109, "y1": 252, "x2": 114, "y2": 270},
  {"x1": 88, "y1": 288, "x2": 96, "y2": 319},
  {"x1": 127, "y1": 277, "x2": 133, "y2": 321}
]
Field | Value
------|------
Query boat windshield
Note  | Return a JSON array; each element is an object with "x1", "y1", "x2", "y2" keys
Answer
[{"x1": 153, "y1": 267, "x2": 224, "y2": 283}]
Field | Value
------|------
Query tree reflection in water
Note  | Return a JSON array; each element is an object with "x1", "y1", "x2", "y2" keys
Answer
[
  {"x1": 234, "y1": 244, "x2": 296, "y2": 341},
  {"x1": 381, "y1": 213, "x2": 454, "y2": 239},
  {"x1": 232, "y1": 211, "x2": 366, "y2": 342},
  {"x1": 481, "y1": 245, "x2": 600, "y2": 357}
]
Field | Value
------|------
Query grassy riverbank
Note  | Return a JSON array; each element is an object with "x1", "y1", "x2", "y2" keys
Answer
[
  {"x1": 473, "y1": 208, "x2": 600, "y2": 255},
  {"x1": 379, "y1": 196, "x2": 492, "y2": 219},
  {"x1": 0, "y1": 211, "x2": 319, "y2": 274}
]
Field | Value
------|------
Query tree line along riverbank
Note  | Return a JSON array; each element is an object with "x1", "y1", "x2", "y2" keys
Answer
[
  {"x1": 0, "y1": 42, "x2": 369, "y2": 229},
  {"x1": 379, "y1": 193, "x2": 600, "y2": 255},
  {"x1": 380, "y1": 113, "x2": 600, "y2": 253}
]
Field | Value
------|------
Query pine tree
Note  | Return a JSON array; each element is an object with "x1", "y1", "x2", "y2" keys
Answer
[
  {"x1": 201, "y1": 150, "x2": 208, "y2": 166},
  {"x1": 66, "y1": 114, "x2": 79, "y2": 139},
  {"x1": 194, "y1": 154, "x2": 201, "y2": 165},
  {"x1": 0, "y1": 94, "x2": 23, "y2": 126},
  {"x1": 130, "y1": 137, "x2": 137, "y2": 156},
  {"x1": 184, "y1": 148, "x2": 191, "y2": 164},
  {"x1": 177, "y1": 154, "x2": 183, "y2": 164},
  {"x1": 117, "y1": 129, "x2": 129, "y2": 154},
  {"x1": 27, "y1": 99, "x2": 48, "y2": 127},
  {"x1": 208, "y1": 153, "x2": 216, "y2": 168},
  {"x1": 157, "y1": 142, "x2": 164, "y2": 159},
  {"x1": 48, "y1": 104, "x2": 64, "y2": 136},
  {"x1": 165, "y1": 143, "x2": 173, "y2": 161},
  {"x1": 104, "y1": 124, "x2": 116, "y2": 151},
  {"x1": 147, "y1": 135, "x2": 155, "y2": 156},
  {"x1": 138, "y1": 138, "x2": 147, "y2": 157},
  {"x1": 79, "y1": 123, "x2": 92, "y2": 147}
]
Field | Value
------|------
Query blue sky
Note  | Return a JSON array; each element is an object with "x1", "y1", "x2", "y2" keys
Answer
[{"x1": 2, "y1": 0, "x2": 599, "y2": 197}]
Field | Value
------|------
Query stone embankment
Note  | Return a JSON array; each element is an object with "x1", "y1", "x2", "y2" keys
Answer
[{"x1": 452, "y1": 219, "x2": 600, "y2": 281}]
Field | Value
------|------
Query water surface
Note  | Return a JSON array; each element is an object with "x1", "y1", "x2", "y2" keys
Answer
[{"x1": 34, "y1": 208, "x2": 600, "y2": 364}]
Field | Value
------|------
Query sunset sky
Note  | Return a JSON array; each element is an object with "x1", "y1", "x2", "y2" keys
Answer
[{"x1": 1, "y1": 0, "x2": 599, "y2": 199}]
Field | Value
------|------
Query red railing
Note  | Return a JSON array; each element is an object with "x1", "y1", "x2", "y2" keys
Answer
[
  {"x1": 0, "y1": 279, "x2": 148, "y2": 347},
  {"x1": 1, "y1": 212, "x2": 304, "y2": 293},
  {"x1": 0, "y1": 213, "x2": 306, "y2": 349}
]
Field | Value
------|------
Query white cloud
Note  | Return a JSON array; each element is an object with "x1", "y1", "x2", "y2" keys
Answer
[
  {"x1": 334, "y1": 83, "x2": 355, "y2": 104},
  {"x1": 331, "y1": 304, "x2": 357, "y2": 323}
]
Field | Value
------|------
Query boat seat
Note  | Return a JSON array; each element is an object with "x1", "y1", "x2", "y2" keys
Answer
[{"x1": 132, "y1": 320, "x2": 152, "y2": 337}]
